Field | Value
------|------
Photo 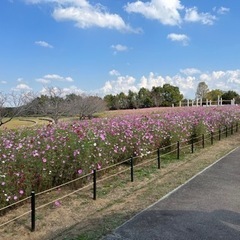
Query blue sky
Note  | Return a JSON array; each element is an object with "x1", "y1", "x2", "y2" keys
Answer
[{"x1": 0, "y1": 0, "x2": 240, "y2": 99}]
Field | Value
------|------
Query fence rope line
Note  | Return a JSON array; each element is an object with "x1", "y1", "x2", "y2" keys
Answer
[
  {"x1": 0, "y1": 196, "x2": 31, "y2": 212},
  {"x1": 0, "y1": 210, "x2": 31, "y2": 228},
  {"x1": 35, "y1": 182, "x2": 93, "y2": 211},
  {"x1": 179, "y1": 144, "x2": 193, "y2": 152},
  {"x1": 35, "y1": 172, "x2": 92, "y2": 197},
  {"x1": 95, "y1": 168, "x2": 131, "y2": 185},
  {"x1": 163, "y1": 148, "x2": 178, "y2": 155},
  {"x1": 98, "y1": 158, "x2": 131, "y2": 173},
  {"x1": 134, "y1": 157, "x2": 157, "y2": 168}
]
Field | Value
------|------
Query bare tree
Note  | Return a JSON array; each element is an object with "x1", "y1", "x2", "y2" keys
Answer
[
  {"x1": 195, "y1": 82, "x2": 209, "y2": 100},
  {"x1": 34, "y1": 87, "x2": 73, "y2": 124},
  {"x1": 0, "y1": 91, "x2": 34, "y2": 127},
  {"x1": 69, "y1": 94, "x2": 106, "y2": 120}
]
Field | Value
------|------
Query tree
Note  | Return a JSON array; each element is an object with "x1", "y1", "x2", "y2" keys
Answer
[
  {"x1": 104, "y1": 94, "x2": 118, "y2": 110},
  {"x1": 195, "y1": 82, "x2": 209, "y2": 100},
  {"x1": 161, "y1": 84, "x2": 183, "y2": 106},
  {"x1": 137, "y1": 87, "x2": 153, "y2": 108},
  {"x1": 34, "y1": 87, "x2": 70, "y2": 124},
  {"x1": 206, "y1": 89, "x2": 223, "y2": 101},
  {"x1": 127, "y1": 90, "x2": 138, "y2": 109},
  {"x1": 70, "y1": 94, "x2": 106, "y2": 119},
  {"x1": 221, "y1": 90, "x2": 239, "y2": 101},
  {"x1": 0, "y1": 91, "x2": 34, "y2": 127},
  {"x1": 151, "y1": 86, "x2": 164, "y2": 107},
  {"x1": 117, "y1": 92, "x2": 129, "y2": 109}
]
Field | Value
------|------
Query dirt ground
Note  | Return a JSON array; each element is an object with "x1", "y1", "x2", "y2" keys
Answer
[{"x1": 0, "y1": 133, "x2": 239, "y2": 240}]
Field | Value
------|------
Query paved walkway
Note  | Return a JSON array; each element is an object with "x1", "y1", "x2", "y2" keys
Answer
[{"x1": 103, "y1": 147, "x2": 240, "y2": 240}]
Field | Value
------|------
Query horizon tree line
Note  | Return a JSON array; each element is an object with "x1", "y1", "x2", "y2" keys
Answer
[{"x1": 0, "y1": 83, "x2": 239, "y2": 127}]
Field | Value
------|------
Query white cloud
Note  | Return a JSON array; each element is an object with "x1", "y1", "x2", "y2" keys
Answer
[
  {"x1": 53, "y1": 6, "x2": 133, "y2": 32},
  {"x1": 44, "y1": 74, "x2": 74, "y2": 82},
  {"x1": 62, "y1": 85, "x2": 84, "y2": 95},
  {"x1": 167, "y1": 33, "x2": 190, "y2": 46},
  {"x1": 36, "y1": 78, "x2": 51, "y2": 84},
  {"x1": 39, "y1": 85, "x2": 84, "y2": 97},
  {"x1": 1, "y1": 81, "x2": 7, "y2": 84},
  {"x1": 26, "y1": 0, "x2": 136, "y2": 32},
  {"x1": 13, "y1": 83, "x2": 32, "y2": 91},
  {"x1": 180, "y1": 68, "x2": 201, "y2": 75},
  {"x1": 111, "y1": 44, "x2": 128, "y2": 52},
  {"x1": 35, "y1": 40, "x2": 53, "y2": 48},
  {"x1": 97, "y1": 69, "x2": 240, "y2": 99},
  {"x1": 138, "y1": 72, "x2": 165, "y2": 89},
  {"x1": 214, "y1": 6, "x2": 230, "y2": 15},
  {"x1": 17, "y1": 78, "x2": 24, "y2": 82},
  {"x1": 36, "y1": 74, "x2": 74, "y2": 84},
  {"x1": 200, "y1": 70, "x2": 240, "y2": 92},
  {"x1": 109, "y1": 69, "x2": 120, "y2": 76},
  {"x1": 65, "y1": 77, "x2": 73, "y2": 82},
  {"x1": 44, "y1": 74, "x2": 63, "y2": 80},
  {"x1": 125, "y1": 0, "x2": 183, "y2": 26},
  {"x1": 184, "y1": 7, "x2": 217, "y2": 25},
  {"x1": 100, "y1": 75, "x2": 138, "y2": 95}
]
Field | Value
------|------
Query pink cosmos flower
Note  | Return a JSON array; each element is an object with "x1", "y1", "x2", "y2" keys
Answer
[
  {"x1": 54, "y1": 200, "x2": 61, "y2": 207},
  {"x1": 19, "y1": 190, "x2": 24, "y2": 195}
]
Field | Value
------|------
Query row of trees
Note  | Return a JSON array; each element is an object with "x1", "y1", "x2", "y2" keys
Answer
[
  {"x1": 1, "y1": 83, "x2": 239, "y2": 127},
  {"x1": 104, "y1": 84, "x2": 184, "y2": 110}
]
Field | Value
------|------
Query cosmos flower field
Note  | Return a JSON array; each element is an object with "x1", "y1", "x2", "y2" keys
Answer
[{"x1": 0, "y1": 106, "x2": 240, "y2": 208}]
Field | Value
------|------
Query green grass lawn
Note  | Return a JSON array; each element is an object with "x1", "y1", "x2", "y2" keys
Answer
[{"x1": 0, "y1": 117, "x2": 50, "y2": 130}]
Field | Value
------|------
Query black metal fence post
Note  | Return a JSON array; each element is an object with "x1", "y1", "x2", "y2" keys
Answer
[
  {"x1": 157, "y1": 148, "x2": 161, "y2": 169},
  {"x1": 236, "y1": 122, "x2": 238, "y2": 132},
  {"x1": 226, "y1": 126, "x2": 228, "y2": 138},
  {"x1": 219, "y1": 128, "x2": 221, "y2": 141},
  {"x1": 130, "y1": 156, "x2": 134, "y2": 182},
  {"x1": 93, "y1": 169, "x2": 97, "y2": 200},
  {"x1": 231, "y1": 124, "x2": 233, "y2": 135},
  {"x1": 211, "y1": 131, "x2": 214, "y2": 145},
  {"x1": 177, "y1": 141, "x2": 180, "y2": 159},
  {"x1": 31, "y1": 190, "x2": 35, "y2": 232},
  {"x1": 202, "y1": 134, "x2": 205, "y2": 148}
]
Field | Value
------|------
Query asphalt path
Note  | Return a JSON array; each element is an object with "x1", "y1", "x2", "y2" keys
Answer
[{"x1": 103, "y1": 147, "x2": 240, "y2": 240}]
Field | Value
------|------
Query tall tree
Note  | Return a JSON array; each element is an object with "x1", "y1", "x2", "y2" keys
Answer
[
  {"x1": 195, "y1": 82, "x2": 209, "y2": 100},
  {"x1": 117, "y1": 92, "x2": 129, "y2": 109},
  {"x1": 127, "y1": 90, "x2": 138, "y2": 109},
  {"x1": 104, "y1": 94, "x2": 118, "y2": 110},
  {"x1": 161, "y1": 84, "x2": 183, "y2": 107},
  {"x1": 137, "y1": 87, "x2": 153, "y2": 108},
  {"x1": 151, "y1": 86, "x2": 164, "y2": 107}
]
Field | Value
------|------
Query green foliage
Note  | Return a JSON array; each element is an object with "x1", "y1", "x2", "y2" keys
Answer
[
  {"x1": 104, "y1": 84, "x2": 183, "y2": 110},
  {"x1": 206, "y1": 89, "x2": 224, "y2": 101},
  {"x1": 222, "y1": 90, "x2": 239, "y2": 100}
]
